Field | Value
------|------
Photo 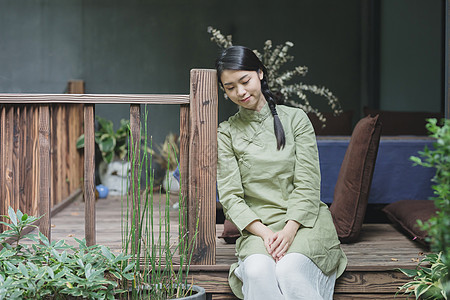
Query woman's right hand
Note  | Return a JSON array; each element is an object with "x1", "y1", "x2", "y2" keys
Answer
[{"x1": 244, "y1": 221, "x2": 275, "y2": 255}]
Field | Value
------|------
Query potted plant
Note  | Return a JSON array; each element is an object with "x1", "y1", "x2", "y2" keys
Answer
[
  {"x1": 150, "y1": 133, "x2": 180, "y2": 194},
  {"x1": 121, "y1": 108, "x2": 205, "y2": 299},
  {"x1": 77, "y1": 117, "x2": 131, "y2": 196},
  {"x1": 0, "y1": 207, "x2": 135, "y2": 299},
  {"x1": 397, "y1": 118, "x2": 450, "y2": 299}
]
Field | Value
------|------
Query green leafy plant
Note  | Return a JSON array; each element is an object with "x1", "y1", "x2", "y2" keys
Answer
[
  {"x1": 398, "y1": 252, "x2": 448, "y2": 299},
  {"x1": 207, "y1": 26, "x2": 343, "y2": 124},
  {"x1": 77, "y1": 117, "x2": 130, "y2": 164},
  {"x1": 120, "y1": 106, "x2": 200, "y2": 299},
  {"x1": 0, "y1": 207, "x2": 135, "y2": 299},
  {"x1": 397, "y1": 118, "x2": 450, "y2": 299}
]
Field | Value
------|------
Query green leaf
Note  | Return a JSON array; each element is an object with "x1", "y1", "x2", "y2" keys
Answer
[
  {"x1": 397, "y1": 268, "x2": 419, "y2": 277},
  {"x1": 76, "y1": 134, "x2": 85, "y2": 149},
  {"x1": 8, "y1": 207, "x2": 17, "y2": 226},
  {"x1": 98, "y1": 135, "x2": 116, "y2": 153},
  {"x1": 100, "y1": 245, "x2": 113, "y2": 260},
  {"x1": 18, "y1": 263, "x2": 28, "y2": 277},
  {"x1": 416, "y1": 283, "x2": 432, "y2": 298},
  {"x1": 46, "y1": 266, "x2": 54, "y2": 279},
  {"x1": 39, "y1": 232, "x2": 50, "y2": 247}
]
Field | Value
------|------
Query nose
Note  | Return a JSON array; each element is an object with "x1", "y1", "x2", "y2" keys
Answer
[{"x1": 237, "y1": 85, "x2": 246, "y2": 97}]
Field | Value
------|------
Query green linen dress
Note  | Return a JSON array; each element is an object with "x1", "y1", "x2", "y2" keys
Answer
[{"x1": 217, "y1": 102, "x2": 347, "y2": 299}]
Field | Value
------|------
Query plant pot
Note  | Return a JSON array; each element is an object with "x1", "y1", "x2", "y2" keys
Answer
[
  {"x1": 162, "y1": 170, "x2": 180, "y2": 194},
  {"x1": 99, "y1": 160, "x2": 131, "y2": 196},
  {"x1": 125, "y1": 284, "x2": 206, "y2": 300}
]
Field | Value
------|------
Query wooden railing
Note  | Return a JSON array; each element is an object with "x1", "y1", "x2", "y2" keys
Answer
[{"x1": 0, "y1": 69, "x2": 218, "y2": 265}]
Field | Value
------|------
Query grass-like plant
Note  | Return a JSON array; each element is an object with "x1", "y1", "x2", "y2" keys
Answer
[
  {"x1": 0, "y1": 207, "x2": 134, "y2": 300},
  {"x1": 397, "y1": 118, "x2": 450, "y2": 299},
  {"x1": 120, "y1": 106, "x2": 199, "y2": 299}
]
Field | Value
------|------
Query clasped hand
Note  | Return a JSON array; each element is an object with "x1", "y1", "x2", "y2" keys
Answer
[{"x1": 263, "y1": 220, "x2": 300, "y2": 262}]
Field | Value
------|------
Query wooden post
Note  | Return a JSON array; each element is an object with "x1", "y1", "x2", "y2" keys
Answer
[
  {"x1": 67, "y1": 80, "x2": 85, "y2": 94},
  {"x1": 188, "y1": 69, "x2": 218, "y2": 265},
  {"x1": 84, "y1": 104, "x2": 96, "y2": 246},
  {"x1": 130, "y1": 104, "x2": 141, "y2": 252},
  {"x1": 179, "y1": 104, "x2": 190, "y2": 249},
  {"x1": 38, "y1": 105, "x2": 51, "y2": 240}
]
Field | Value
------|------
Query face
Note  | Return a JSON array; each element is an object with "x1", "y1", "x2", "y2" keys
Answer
[{"x1": 220, "y1": 69, "x2": 266, "y2": 112}]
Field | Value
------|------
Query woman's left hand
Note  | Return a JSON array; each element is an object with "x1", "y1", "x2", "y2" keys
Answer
[{"x1": 269, "y1": 220, "x2": 301, "y2": 262}]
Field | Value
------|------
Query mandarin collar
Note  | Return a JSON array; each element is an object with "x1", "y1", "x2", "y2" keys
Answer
[{"x1": 238, "y1": 101, "x2": 271, "y2": 122}]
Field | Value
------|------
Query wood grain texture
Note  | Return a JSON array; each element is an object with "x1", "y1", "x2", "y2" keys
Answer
[
  {"x1": 0, "y1": 93, "x2": 189, "y2": 104},
  {"x1": 67, "y1": 80, "x2": 85, "y2": 94},
  {"x1": 38, "y1": 105, "x2": 51, "y2": 240},
  {"x1": 188, "y1": 69, "x2": 218, "y2": 265},
  {"x1": 84, "y1": 104, "x2": 96, "y2": 246},
  {"x1": 179, "y1": 104, "x2": 190, "y2": 248},
  {"x1": 130, "y1": 104, "x2": 141, "y2": 251}
]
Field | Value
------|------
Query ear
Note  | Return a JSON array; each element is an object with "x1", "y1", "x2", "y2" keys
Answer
[{"x1": 258, "y1": 69, "x2": 264, "y2": 80}]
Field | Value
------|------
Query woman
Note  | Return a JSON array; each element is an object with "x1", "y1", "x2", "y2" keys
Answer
[{"x1": 216, "y1": 46, "x2": 347, "y2": 300}]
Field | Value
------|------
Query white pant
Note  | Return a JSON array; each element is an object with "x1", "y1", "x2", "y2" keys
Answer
[{"x1": 234, "y1": 253, "x2": 336, "y2": 300}]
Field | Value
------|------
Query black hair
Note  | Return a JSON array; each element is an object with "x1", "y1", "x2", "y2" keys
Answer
[{"x1": 215, "y1": 46, "x2": 286, "y2": 150}]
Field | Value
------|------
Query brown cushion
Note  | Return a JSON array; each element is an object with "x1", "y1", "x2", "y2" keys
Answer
[
  {"x1": 219, "y1": 219, "x2": 240, "y2": 244},
  {"x1": 383, "y1": 200, "x2": 436, "y2": 245},
  {"x1": 364, "y1": 107, "x2": 443, "y2": 136},
  {"x1": 329, "y1": 115, "x2": 382, "y2": 243},
  {"x1": 308, "y1": 111, "x2": 354, "y2": 136}
]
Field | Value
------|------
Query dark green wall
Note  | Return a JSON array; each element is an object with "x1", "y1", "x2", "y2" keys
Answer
[
  {"x1": 0, "y1": 0, "x2": 443, "y2": 145},
  {"x1": 380, "y1": 0, "x2": 443, "y2": 112}
]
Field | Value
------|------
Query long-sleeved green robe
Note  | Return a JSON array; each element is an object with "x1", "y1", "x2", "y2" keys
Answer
[{"x1": 217, "y1": 102, "x2": 347, "y2": 299}]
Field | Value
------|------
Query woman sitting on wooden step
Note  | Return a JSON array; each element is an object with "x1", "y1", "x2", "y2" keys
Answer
[{"x1": 215, "y1": 46, "x2": 347, "y2": 300}]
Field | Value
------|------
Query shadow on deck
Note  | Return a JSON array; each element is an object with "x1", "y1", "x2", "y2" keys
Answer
[{"x1": 42, "y1": 194, "x2": 425, "y2": 299}]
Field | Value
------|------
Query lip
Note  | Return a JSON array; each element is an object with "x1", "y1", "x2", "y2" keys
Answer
[{"x1": 241, "y1": 96, "x2": 251, "y2": 103}]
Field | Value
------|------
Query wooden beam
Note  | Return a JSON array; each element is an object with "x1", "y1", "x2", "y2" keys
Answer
[
  {"x1": 188, "y1": 69, "x2": 218, "y2": 265},
  {"x1": 130, "y1": 104, "x2": 141, "y2": 253},
  {"x1": 84, "y1": 104, "x2": 96, "y2": 246},
  {"x1": 38, "y1": 105, "x2": 51, "y2": 240},
  {"x1": 0, "y1": 94, "x2": 189, "y2": 105}
]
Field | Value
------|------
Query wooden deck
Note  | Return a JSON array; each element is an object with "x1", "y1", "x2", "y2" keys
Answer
[{"x1": 31, "y1": 194, "x2": 425, "y2": 299}]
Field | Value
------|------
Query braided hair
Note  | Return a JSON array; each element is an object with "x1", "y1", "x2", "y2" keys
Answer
[{"x1": 216, "y1": 46, "x2": 286, "y2": 150}]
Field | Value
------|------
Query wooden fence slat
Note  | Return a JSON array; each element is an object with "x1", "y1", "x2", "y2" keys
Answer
[
  {"x1": 19, "y1": 106, "x2": 27, "y2": 211},
  {"x1": 13, "y1": 106, "x2": 20, "y2": 212},
  {"x1": 38, "y1": 105, "x2": 51, "y2": 240},
  {"x1": 130, "y1": 104, "x2": 141, "y2": 251},
  {"x1": 188, "y1": 69, "x2": 218, "y2": 265},
  {"x1": 31, "y1": 105, "x2": 40, "y2": 216},
  {"x1": 0, "y1": 105, "x2": 4, "y2": 231},
  {"x1": 4, "y1": 106, "x2": 14, "y2": 224},
  {"x1": 179, "y1": 104, "x2": 190, "y2": 247},
  {"x1": 84, "y1": 104, "x2": 96, "y2": 246},
  {"x1": 0, "y1": 94, "x2": 189, "y2": 104}
]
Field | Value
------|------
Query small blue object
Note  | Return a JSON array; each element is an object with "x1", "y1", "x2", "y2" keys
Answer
[{"x1": 96, "y1": 184, "x2": 109, "y2": 198}]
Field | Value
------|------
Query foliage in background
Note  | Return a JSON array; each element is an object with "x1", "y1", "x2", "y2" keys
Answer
[
  {"x1": 147, "y1": 133, "x2": 180, "y2": 172},
  {"x1": 0, "y1": 207, "x2": 134, "y2": 299},
  {"x1": 398, "y1": 118, "x2": 450, "y2": 299},
  {"x1": 77, "y1": 117, "x2": 130, "y2": 164},
  {"x1": 121, "y1": 106, "x2": 199, "y2": 299},
  {"x1": 207, "y1": 26, "x2": 342, "y2": 124}
]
